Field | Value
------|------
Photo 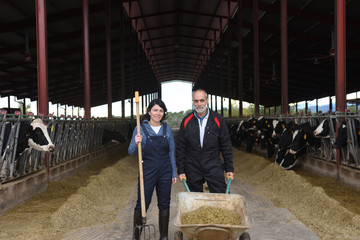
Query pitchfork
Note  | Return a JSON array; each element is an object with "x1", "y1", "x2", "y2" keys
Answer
[{"x1": 134, "y1": 91, "x2": 156, "y2": 240}]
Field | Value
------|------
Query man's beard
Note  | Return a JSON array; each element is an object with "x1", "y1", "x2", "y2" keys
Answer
[{"x1": 195, "y1": 105, "x2": 206, "y2": 114}]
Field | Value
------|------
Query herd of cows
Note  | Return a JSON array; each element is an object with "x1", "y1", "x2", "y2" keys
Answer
[
  {"x1": 228, "y1": 115, "x2": 360, "y2": 170},
  {"x1": 2, "y1": 108, "x2": 360, "y2": 182}
]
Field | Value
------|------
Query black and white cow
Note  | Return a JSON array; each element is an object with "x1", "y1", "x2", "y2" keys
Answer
[
  {"x1": 333, "y1": 118, "x2": 360, "y2": 149},
  {"x1": 275, "y1": 121, "x2": 296, "y2": 165},
  {"x1": 1, "y1": 118, "x2": 55, "y2": 177},
  {"x1": 102, "y1": 128, "x2": 126, "y2": 145},
  {"x1": 313, "y1": 118, "x2": 336, "y2": 138},
  {"x1": 276, "y1": 121, "x2": 321, "y2": 169}
]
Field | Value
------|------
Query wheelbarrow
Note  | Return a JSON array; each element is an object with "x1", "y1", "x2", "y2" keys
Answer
[{"x1": 173, "y1": 177, "x2": 254, "y2": 240}]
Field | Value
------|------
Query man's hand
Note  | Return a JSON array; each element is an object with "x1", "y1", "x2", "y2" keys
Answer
[
  {"x1": 226, "y1": 172, "x2": 234, "y2": 180},
  {"x1": 178, "y1": 173, "x2": 186, "y2": 182}
]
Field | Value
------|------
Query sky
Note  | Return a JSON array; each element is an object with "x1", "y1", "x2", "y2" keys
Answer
[
  {"x1": 161, "y1": 80, "x2": 193, "y2": 113},
  {"x1": 1, "y1": 84, "x2": 359, "y2": 117},
  {"x1": 0, "y1": 81, "x2": 193, "y2": 117}
]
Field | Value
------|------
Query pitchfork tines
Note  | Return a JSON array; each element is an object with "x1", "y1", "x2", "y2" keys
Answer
[{"x1": 134, "y1": 222, "x2": 156, "y2": 240}]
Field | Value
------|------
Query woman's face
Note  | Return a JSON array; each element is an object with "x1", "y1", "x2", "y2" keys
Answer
[{"x1": 148, "y1": 104, "x2": 164, "y2": 123}]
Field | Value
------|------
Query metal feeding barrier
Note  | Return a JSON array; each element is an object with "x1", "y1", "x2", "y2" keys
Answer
[{"x1": 0, "y1": 110, "x2": 133, "y2": 184}]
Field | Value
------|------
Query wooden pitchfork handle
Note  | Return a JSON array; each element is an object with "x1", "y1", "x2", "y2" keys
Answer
[{"x1": 135, "y1": 91, "x2": 147, "y2": 224}]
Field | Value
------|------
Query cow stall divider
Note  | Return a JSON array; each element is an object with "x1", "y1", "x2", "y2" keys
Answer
[
  {"x1": 226, "y1": 112, "x2": 360, "y2": 171},
  {"x1": 0, "y1": 111, "x2": 135, "y2": 184}
]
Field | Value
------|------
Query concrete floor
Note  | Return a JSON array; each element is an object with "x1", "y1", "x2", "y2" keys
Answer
[{"x1": 56, "y1": 177, "x2": 319, "y2": 240}]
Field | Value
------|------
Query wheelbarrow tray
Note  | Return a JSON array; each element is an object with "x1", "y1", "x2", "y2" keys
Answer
[{"x1": 174, "y1": 192, "x2": 254, "y2": 240}]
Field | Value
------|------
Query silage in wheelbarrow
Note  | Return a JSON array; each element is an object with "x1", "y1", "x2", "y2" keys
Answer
[{"x1": 174, "y1": 192, "x2": 254, "y2": 240}]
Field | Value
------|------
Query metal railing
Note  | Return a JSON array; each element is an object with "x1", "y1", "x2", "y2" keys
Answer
[{"x1": 0, "y1": 112, "x2": 135, "y2": 184}]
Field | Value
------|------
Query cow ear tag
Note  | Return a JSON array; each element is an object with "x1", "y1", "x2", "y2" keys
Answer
[
  {"x1": 304, "y1": 134, "x2": 307, "y2": 140},
  {"x1": 282, "y1": 124, "x2": 285, "y2": 129},
  {"x1": 358, "y1": 130, "x2": 360, "y2": 135},
  {"x1": 267, "y1": 124, "x2": 270, "y2": 128}
]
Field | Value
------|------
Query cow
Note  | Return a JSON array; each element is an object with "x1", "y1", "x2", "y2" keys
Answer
[
  {"x1": 276, "y1": 121, "x2": 321, "y2": 169},
  {"x1": 231, "y1": 118, "x2": 258, "y2": 152},
  {"x1": 313, "y1": 118, "x2": 338, "y2": 138},
  {"x1": 102, "y1": 128, "x2": 126, "y2": 145},
  {"x1": 243, "y1": 117, "x2": 258, "y2": 152},
  {"x1": 234, "y1": 120, "x2": 248, "y2": 147},
  {"x1": 333, "y1": 118, "x2": 360, "y2": 150},
  {"x1": 275, "y1": 121, "x2": 296, "y2": 165},
  {"x1": 333, "y1": 120, "x2": 348, "y2": 149},
  {"x1": 0, "y1": 118, "x2": 55, "y2": 179}
]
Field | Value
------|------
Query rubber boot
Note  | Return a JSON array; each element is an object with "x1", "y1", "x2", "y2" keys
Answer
[
  {"x1": 133, "y1": 209, "x2": 142, "y2": 240},
  {"x1": 159, "y1": 208, "x2": 170, "y2": 240}
]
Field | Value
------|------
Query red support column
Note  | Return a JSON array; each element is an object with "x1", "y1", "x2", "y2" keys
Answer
[
  {"x1": 336, "y1": 0, "x2": 346, "y2": 113},
  {"x1": 253, "y1": 0, "x2": 260, "y2": 117},
  {"x1": 35, "y1": 0, "x2": 48, "y2": 115},
  {"x1": 238, "y1": 0, "x2": 243, "y2": 117},
  {"x1": 227, "y1": 0, "x2": 232, "y2": 118},
  {"x1": 120, "y1": 0, "x2": 125, "y2": 118},
  {"x1": 83, "y1": 0, "x2": 91, "y2": 118},
  {"x1": 106, "y1": 0, "x2": 112, "y2": 118},
  {"x1": 335, "y1": 0, "x2": 346, "y2": 173},
  {"x1": 281, "y1": 0, "x2": 289, "y2": 115}
]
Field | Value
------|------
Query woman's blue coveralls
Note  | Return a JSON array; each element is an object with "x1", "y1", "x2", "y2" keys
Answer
[
  {"x1": 129, "y1": 120, "x2": 175, "y2": 240},
  {"x1": 135, "y1": 122, "x2": 172, "y2": 210}
]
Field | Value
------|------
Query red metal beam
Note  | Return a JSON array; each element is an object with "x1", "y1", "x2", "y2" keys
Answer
[
  {"x1": 83, "y1": 0, "x2": 91, "y2": 118},
  {"x1": 253, "y1": 0, "x2": 260, "y2": 116},
  {"x1": 281, "y1": 0, "x2": 288, "y2": 114},
  {"x1": 35, "y1": 0, "x2": 48, "y2": 115},
  {"x1": 238, "y1": 0, "x2": 243, "y2": 117},
  {"x1": 336, "y1": 0, "x2": 346, "y2": 112},
  {"x1": 106, "y1": 0, "x2": 112, "y2": 118},
  {"x1": 335, "y1": 0, "x2": 346, "y2": 172},
  {"x1": 227, "y1": 0, "x2": 232, "y2": 118},
  {"x1": 120, "y1": 0, "x2": 125, "y2": 118}
]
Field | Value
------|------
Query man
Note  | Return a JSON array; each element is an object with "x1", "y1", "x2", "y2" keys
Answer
[{"x1": 176, "y1": 88, "x2": 234, "y2": 193}]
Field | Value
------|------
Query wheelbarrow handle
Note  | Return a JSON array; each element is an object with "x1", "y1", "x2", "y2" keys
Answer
[
  {"x1": 225, "y1": 176, "x2": 233, "y2": 194},
  {"x1": 181, "y1": 177, "x2": 191, "y2": 192}
]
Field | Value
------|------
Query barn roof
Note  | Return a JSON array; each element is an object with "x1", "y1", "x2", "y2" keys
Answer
[{"x1": 0, "y1": 0, "x2": 360, "y2": 108}]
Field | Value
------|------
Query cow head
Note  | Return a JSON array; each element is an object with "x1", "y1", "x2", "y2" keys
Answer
[
  {"x1": 313, "y1": 119, "x2": 330, "y2": 138},
  {"x1": 273, "y1": 120, "x2": 286, "y2": 137},
  {"x1": 27, "y1": 118, "x2": 55, "y2": 152},
  {"x1": 278, "y1": 122, "x2": 296, "y2": 149},
  {"x1": 290, "y1": 122, "x2": 317, "y2": 154}
]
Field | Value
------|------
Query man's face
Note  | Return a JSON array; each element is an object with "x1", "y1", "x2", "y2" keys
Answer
[{"x1": 193, "y1": 90, "x2": 208, "y2": 114}]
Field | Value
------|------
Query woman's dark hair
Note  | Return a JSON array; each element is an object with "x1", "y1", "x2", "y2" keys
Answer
[{"x1": 144, "y1": 98, "x2": 167, "y2": 122}]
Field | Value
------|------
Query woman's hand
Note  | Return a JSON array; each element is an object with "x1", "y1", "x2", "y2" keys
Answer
[
  {"x1": 172, "y1": 177, "x2": 177, "y2": 184},
  {"x1": 135, "y1": 134, "x2": 143, "y2": 146}
]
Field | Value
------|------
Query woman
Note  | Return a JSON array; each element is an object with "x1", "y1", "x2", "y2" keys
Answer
[{"x1": 128, "y1": 98, "x2": 176, "y2": 240}]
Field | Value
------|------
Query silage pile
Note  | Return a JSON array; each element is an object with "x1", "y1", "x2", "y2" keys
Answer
[
  {"x1": 0, "y1": 145, "x2": 139, "y2": 240},
  {"x1": 49, "y1": 155, "x2": 138, "y2": 235},
  {"x1": 233, "y1": 148, "x2": 360, "y2": 240}
]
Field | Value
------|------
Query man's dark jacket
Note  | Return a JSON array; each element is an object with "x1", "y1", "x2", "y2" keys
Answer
[{"x1": 176, "y1": 109, "x2": 234, "y2": 179}]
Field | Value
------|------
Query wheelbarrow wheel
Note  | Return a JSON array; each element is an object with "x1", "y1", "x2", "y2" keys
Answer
[
  {"x1": 239, "y1": 231, "x2": 250, "y2": 240},
  {"x1": 174, "y1": 230, "x2": 183, "y2": 240}
]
